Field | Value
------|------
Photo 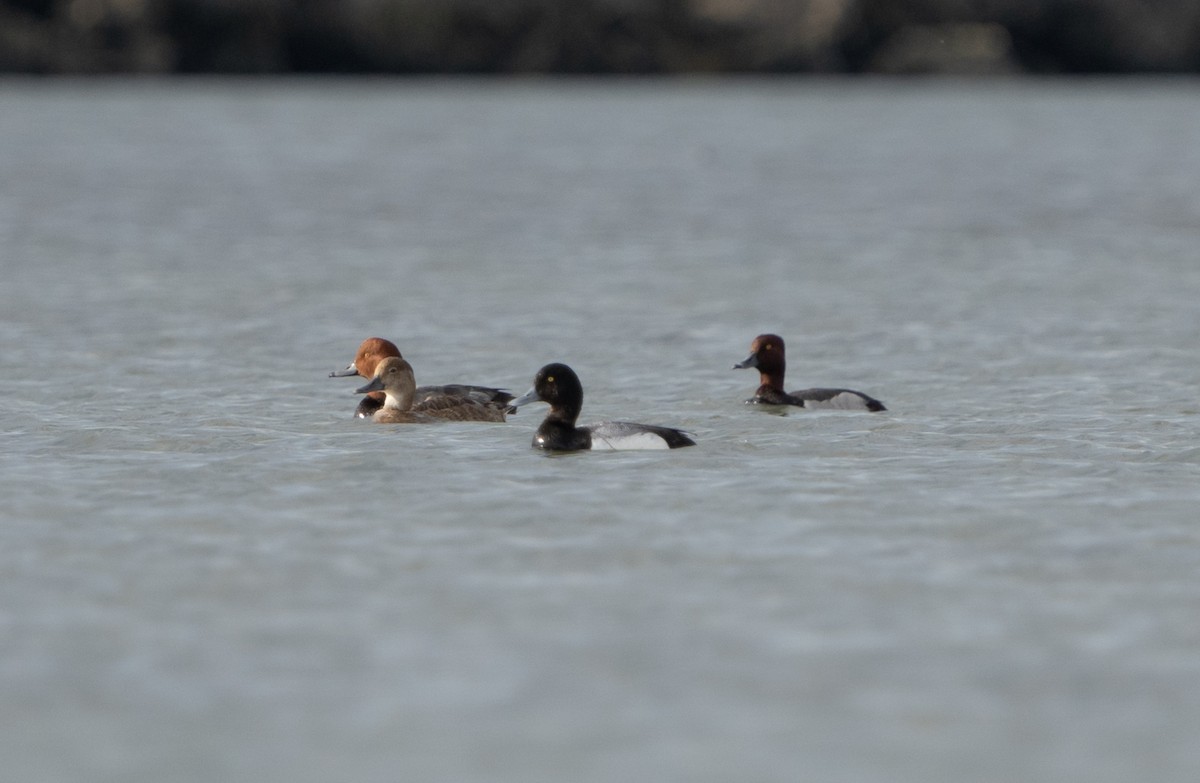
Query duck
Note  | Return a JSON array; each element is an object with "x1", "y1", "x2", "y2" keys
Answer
[
  {"x1": 331, "y1": 337, "x2": 513, "y2": 419},
  {"x1": 355, "y1": 356, "x2": 506, "y2": 423},
  {"x1": 507, "y1": 363, "x2": 695, "y2": 451},
  {"x1": 732, "y1": 334, "x2": 886, "y2": 411}
]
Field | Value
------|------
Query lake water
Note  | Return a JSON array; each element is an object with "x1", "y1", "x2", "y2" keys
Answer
[{"x1": 2, "y1": 77, "x2": 1198, "y2": 783}]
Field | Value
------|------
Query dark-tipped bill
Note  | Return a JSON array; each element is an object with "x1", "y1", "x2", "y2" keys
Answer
[
  {"x1": 354, "y1": 377, "x2": 385, "y2": 394},
  {"x1": 505, "y1": 386, "x2": 542, "y2": 414}
]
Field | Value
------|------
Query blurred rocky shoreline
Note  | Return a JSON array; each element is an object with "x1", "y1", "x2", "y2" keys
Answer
[{"x1": 3, "y1": 0, "x2": 1199, "y2": 75}]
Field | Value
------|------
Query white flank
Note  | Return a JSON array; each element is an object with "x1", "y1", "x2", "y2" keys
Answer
[
  {"x1": 807, "y1": 392, "x2": 871, "y2": 410},
  {"x1": 587, "y1": 430, "x2": 672, "y2": 450}
]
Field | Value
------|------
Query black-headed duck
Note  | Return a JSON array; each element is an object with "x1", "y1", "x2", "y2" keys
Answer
[{"x1": 508, "y1": 363, "x2": 695, "y2": 451}]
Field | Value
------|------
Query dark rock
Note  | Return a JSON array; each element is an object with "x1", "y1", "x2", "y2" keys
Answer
[
  {"x1": 2, "y1": 0, "x2": 1200, "y2": 74},
  {"x1": 868, "y1": 22, "x2": 1017, "y2": 74}
]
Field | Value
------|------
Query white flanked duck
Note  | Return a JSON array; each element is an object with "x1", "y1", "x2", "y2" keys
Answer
[{"x1": 508, "y1": 363, "x2": 695, "y2": 451}]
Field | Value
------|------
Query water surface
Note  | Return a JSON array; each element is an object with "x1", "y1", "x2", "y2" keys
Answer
[{"x1": 2, "y1": 78, "x2": 1199, "y2": 783}]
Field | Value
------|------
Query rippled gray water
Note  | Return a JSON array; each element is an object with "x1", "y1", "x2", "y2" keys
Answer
[{"x1": 2, "y1": 78, "x2": 1199, "y2": 783}]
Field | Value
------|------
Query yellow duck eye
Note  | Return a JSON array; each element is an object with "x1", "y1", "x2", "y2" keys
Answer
[{"x1": 546, "y1": 376, "x2": 555, "y2": 383}]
